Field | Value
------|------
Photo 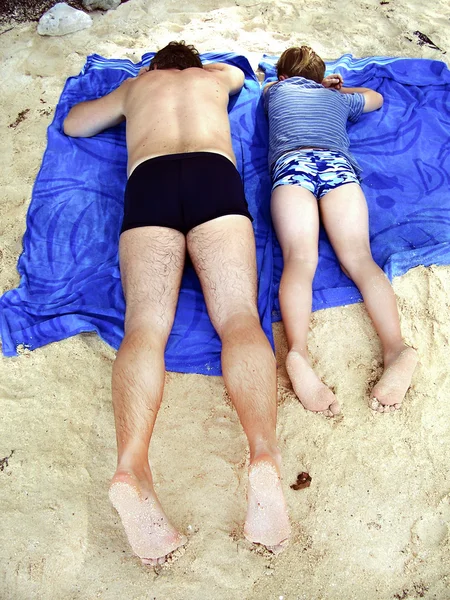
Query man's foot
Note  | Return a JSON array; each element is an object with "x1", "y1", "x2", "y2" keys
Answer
[
  {"x1": 243, "y1": 456, "x2": 291, "y2": 554},
  {"x1": 286, "y1": 350, "x2": 340, "y2": 417},
  {"x1": 369, "y1": 346, "x2": 419, "y2": 413},
  {"x1": 109, "y1": 472, "x2": 187, "y2": 565}
]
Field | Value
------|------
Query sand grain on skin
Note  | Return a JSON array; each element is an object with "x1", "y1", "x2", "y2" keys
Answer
[
  {"x1": 244, "y1": 461, "x2": 291, "y2": 553},
  {"x1": 109, "y1": 482, "x2": 187, "y2": 564}
]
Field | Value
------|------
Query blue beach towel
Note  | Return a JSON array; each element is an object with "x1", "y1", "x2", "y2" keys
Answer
[
  {"x1": 260, "y1": 55, "x2": 450, "y2": 319},
  {"x1": 2, "y1": 54, "x2": 450, "y2": 371},
  {"x1": 0, "y1": 52, "x2": 274, "y2": 374}
]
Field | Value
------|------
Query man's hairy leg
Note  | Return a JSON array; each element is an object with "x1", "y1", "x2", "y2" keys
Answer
[
  {"x1": 321, "y1": 184, "x2": 418, "y2": 413},
  {"x1": 187, "y1": 215, "x2": 291, "y2": 553},
  {"x1": 109, "y1": 227, "x2": 187, "y2": 565}
]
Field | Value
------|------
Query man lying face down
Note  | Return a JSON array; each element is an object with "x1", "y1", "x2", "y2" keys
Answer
[{"x1": 64, "y1": 41, "x2": 291, "y2": 564}]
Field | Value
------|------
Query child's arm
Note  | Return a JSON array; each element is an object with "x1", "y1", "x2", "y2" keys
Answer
[
  {"x1": 322, "y1": 74, "x2": 383, "y2": 113},
  {"x1": 338, "y1": 86, "x2": 383, "y2": 113},
  {"x1": 322, "y1": 74, "x2": 343, "y2": 89}
]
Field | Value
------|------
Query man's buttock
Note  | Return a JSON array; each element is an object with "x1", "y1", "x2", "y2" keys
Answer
[{"x1": 121, "y1": 152, "x2": 253, "y2": 236}]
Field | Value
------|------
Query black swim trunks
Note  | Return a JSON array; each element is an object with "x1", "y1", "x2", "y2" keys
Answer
[{"x1": 121, "y1": 152, "x2": 253, "y2": 235}]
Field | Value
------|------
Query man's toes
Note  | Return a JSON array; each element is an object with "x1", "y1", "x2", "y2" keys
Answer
[
  {"x1": 267, "y1": 538, "x2": 289, "y2": 555},
  {"x1": 142, "y1": 555, "x2": 167, "y2": 566},
  {"x1": 142, "y1": 557, "x2": 158, "y2": 566},
  {"x1": 394, "y1": 403, "x2": 402, "y2": 410},
  {"x1": 322, "y1": 408, "x2": 334, "y2": 417}
]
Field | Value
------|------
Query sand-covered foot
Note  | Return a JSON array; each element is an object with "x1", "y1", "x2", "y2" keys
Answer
[
  {"x1": 109, "y1": 474, "x2": 187, "y2": 565},
  {"x1": 286, "y1": 350, "x2": 340, "y2": 417},
  {"x1": 370, "y1": 347, "x2": 419, "y2": 413},
  {"x1": 244, "y1": 457, "x2": 291, "y2": 554}
]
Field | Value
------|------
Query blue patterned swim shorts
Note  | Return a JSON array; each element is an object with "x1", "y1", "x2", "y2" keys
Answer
[{"x1": 272, "y1": 149, "x2": 359, "y2": 198}]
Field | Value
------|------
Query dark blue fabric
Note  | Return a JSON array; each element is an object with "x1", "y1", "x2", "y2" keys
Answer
[
  {"x1": 0, "y1": 53, "x2": 274, "y2": 375},
  {"x1": 260, "y1": 54, "x2": 450, "y2": 318}
]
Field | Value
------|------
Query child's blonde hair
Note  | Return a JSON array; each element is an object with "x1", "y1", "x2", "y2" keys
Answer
[{"x1": 276, "y1": 46, "x2": 325, "y2": 83}]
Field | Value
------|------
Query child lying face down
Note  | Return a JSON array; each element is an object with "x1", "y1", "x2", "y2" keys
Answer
[{"x1": 264, "y1": 46, "x2": 418, "y2": 416}]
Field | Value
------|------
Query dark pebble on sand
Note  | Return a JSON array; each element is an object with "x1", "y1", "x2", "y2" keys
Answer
[{"x1": 290, "y1": 471, "x2": 312, "y2": 490}]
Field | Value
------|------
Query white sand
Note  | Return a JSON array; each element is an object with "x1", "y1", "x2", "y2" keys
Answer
[{"x1": 1, "y1": 1, "x2": 450, "y2": 598}]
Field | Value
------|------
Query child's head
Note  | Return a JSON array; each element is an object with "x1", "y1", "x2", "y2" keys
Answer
[
  {"x1": 276, "y1": 46, "x2": 325, "y2": 83},
  {"x1": 150, "y1": 41, "x2": 203, "y2": 71}
]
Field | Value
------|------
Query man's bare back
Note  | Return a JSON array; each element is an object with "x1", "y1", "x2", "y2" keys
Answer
[
  {"x1": 64, "y1": 63, "x2": 243, "y2": 175},
  {"x1": 125, "y1": 67, "x2": 239, "y2": 173}
]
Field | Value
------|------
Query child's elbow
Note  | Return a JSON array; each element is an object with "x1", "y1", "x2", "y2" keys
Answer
[
  {"x1": 364, "y1": 90, "x2": 384, "y2": 113},
  {"x1": 376, "y1": 92, "x2": 384, "y2": 109}
]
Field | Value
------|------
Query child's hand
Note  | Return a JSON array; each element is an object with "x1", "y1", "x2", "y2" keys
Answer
[{"x1": 322, "y1": 73, "x2": 343, "y2": 89}]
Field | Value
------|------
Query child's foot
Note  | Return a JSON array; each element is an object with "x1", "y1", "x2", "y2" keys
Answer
[
  {"x1": 369, "y1": 346, "x2": 418, "y2": 413},
  {"x1": 286, "y1": 350, "x2": 340, "y2": 417},
  {"x1": 109, "y1": 471, "x2": 187, "y2": 565}
]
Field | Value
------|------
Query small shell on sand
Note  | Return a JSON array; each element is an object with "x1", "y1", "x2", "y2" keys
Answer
[{"x1": 290, "y1": 472, "x2": 312, "y2": 490}]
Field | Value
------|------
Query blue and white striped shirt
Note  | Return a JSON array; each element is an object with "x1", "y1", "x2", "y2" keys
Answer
[{"x1": 264, "y1": 76, "x2": 365, "y2": 173}]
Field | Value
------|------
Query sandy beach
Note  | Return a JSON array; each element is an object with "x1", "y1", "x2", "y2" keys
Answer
[{"x1": 1, "y1": 1, "x2": 450, "y2": 598}]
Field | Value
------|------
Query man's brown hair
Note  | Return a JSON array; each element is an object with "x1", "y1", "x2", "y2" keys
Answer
[
  {"x1": 150, "y1": 40, "x2": 203, "y2": 71},
  {"x1": 276, "y1": 46, "x2": 325, "y2": 83}
]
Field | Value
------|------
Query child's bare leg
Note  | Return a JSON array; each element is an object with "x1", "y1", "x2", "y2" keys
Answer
[
  {"x1": 271, "y1": 185, "x2": 340, "y2": 416},
  {"x1": 320, "y1": 183, "x2": 418, "y2": 412}
]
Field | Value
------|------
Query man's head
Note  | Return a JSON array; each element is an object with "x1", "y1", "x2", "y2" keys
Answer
[
  {"x1": 276, "y1": 46, "x2": 325, "y2": 83},
  {"x1": 149, "y1": 41, "x2": 203, "y2": 71}
]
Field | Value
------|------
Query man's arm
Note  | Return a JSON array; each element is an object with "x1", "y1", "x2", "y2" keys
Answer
[
  {"x1": 63, "y1": 79, "x2": 129, "y2": 138},
  {"x1": 203, "y1": 62, "x2": 245, "y2": 95}
]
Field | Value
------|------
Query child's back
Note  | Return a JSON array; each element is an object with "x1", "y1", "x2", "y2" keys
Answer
[{"x1": 265, "y1": 76, "x2": 364, "y2": 172}]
